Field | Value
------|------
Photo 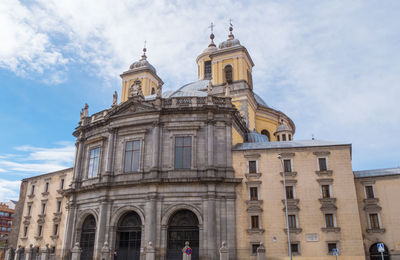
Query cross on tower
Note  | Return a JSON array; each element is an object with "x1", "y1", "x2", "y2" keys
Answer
[
  {"x1": 229, "y1": 18, "x2": 233, "y2": 27},
  {"x1": 208, "y1": 22, "x2": 215, "y2": 33}
]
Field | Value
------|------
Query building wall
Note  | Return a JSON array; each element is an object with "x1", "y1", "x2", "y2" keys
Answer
[
  {"x1": 15, "y1": 168, "x2": 73, "y2": 259},
  {"x1": 355, "y1": 174, "x2": 400, "y2": 259},
  {"x1": 233, "y1": 145, "x2": 365, "y2": 260}
]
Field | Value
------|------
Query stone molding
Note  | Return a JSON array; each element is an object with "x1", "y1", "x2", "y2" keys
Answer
[
  {"x1": 321, "y1": 227, "x2": 341, "y2": 233},
  {"x1": 315, "y1": 170, "x2": 333, "y2": 177}
]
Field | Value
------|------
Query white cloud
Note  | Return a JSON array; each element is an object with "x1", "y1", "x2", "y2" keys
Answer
[
  {"x1": 0, "y1": 142, "x2": 74, "y2": 175},
  {"x1": 0, "y1": 179, "x2": 21, "y2": 201},
  {"x1": 0, "y1": 0, "x2": 399, "y2": 169},
  {"x1": 0, "y1": 142, "x2": 75, "y2": 200}
]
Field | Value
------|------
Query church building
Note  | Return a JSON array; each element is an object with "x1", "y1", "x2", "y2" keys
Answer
[{"x1": 8, "y1": 24, "x2": 400, "y2": 260}]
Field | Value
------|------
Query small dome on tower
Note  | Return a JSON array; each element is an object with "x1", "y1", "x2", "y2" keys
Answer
[
  {"x1": 129, "y1": 47, "x2": 156, "y2": 73},
  {"x1": 219, "y1": 23, "x2": 241, "y2": 49},
  {"x1": 275, "y1": 123, "x2": 292, "y2": 133}
]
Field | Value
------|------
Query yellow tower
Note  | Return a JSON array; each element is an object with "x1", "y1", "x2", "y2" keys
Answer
[
  {"x1": 196, "y1": 23, "x2": 254, "y2": 88},
  {"x1": 120, "y1": 47, "x2": 163, "y2": 102},
  {"x1": 196, "y1": 22, "x2": 295, "y2": 143}
]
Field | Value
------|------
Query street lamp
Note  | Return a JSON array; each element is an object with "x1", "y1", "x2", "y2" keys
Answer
[{"x1": 278, "y1": 154, "x2": 292, "y2": 260}]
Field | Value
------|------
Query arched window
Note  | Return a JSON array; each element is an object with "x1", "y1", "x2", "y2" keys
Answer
[
  {"x1": 369, "y1": 243, "x2": 390, "y2": 260},
  {"x1": 80, "y1": 215, "x2": 96, "y2": 260},
  {"x1": 224, "y1": 65, "x2": 233, "y2": 84},
  {"x1": 151, "y1": 88, "x2": 155, "y2": 95},
  {"x1": 261, "y1": 130, "x2": 270, "y2": 141}
]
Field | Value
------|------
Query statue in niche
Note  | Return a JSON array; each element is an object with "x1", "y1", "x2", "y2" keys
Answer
[
  {"x1": 112, "y1": 91, "x2": 118, "y2": 106},
  {"x1": 129, "y1": 79, "x2": 143, "y2": 97}
]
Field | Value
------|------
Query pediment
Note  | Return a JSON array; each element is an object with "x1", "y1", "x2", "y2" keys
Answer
[{"x1": 107, "y1": 98, "x2": 159, "y2": 119}]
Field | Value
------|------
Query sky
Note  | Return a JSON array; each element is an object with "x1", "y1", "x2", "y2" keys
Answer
[{"x1": 0, "y1": 0, "x2": 399, "y2": 201}]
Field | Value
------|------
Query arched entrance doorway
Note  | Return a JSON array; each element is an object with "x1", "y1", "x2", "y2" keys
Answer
[
  {"x1": 115, "y1": 211, "x2": 142, "y2": 260},
  {"x1": 80, "y1": 215, "x2": 96, "y2": 260},
  {"x1": 167, "y1": 209, "x2": 199, "y2": 260},
  {"x1": 370, "y1": 243, "x2": 390, "y2": 260}
]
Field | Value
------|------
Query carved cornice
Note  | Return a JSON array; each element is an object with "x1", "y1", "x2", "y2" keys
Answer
[{"x1": 315, "y1": 170, "x2": 333, "y2": 177}]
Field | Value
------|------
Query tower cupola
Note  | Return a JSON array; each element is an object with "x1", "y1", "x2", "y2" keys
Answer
[
  {"x1": 274, "y1": 120, "x2": 294, "y2": 141},
  {"x1": 120, "y1": 46, "x2": 163, "y2": 102}
]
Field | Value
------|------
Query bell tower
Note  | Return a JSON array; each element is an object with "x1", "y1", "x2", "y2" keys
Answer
[
  {"x1": 120, "y1": 46, "x2": 163, "y2": 102},
  {"x1": 196, "y1": 22, "x2": 254, "y2": 89}
]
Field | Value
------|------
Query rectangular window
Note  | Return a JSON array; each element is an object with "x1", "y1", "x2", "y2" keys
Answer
[
  {"x1": 250, "y1": 187, "x2": 258, "y2": 200},
  {"x1": 369, "y1": 213, "x2": 380, "y2": 229},
  {"x1": 60, "y1": 179, "x2": 64, "y2": 190},
  {"x1": 31, "y1": 185, "x2": 35, "y2": 195},
  {"x1": 27, "y1": 205, "x2": 31, "y2": 216},
  {"x1": 174, "y1": 136, "x2": 192, "y2": 169},
  {"x1": 248, "y1": 161, "x2": 257, "y2": 173},
  {"x1": 44, "y1": 182, "x2": 49, "y2": 192},
  {"x1": 56, "y1": 201, "x2": 62, "y2": 213},
  {"x1": 328, "y1": 243, "x2": 337, "y2": 254},
  {"x1": 283, "y1": 159, "x2": 292, "y2": 172},
  {"x1": 365, "y1": 186, "x2": 375, "y2": 199},
  {"x1": 286, "y1": 186, "x2": 294, "y2": 199},
  {"x1": 282, "y1": 134, "x2": 287, "y2": 141},
  {"x1": 53, "y1": 224, "x2": 59, "y2": 236},
  {"x1": 124, "y1": 140, "x2": 141, "y2": 172},
  {"x1": 204, "y1": 61, "x2": 212, "y2": 79},
  {"x1": 291, "y1": 243, "x2": 299, "y2": 254},
  {"x1": 23, "y1": 226, "x2": 28, "y2": 237},
  {"x1": 251, "y1": 215, "x2": 259, "y2": 229},
  {"x1": 277, "y1": 135, "x2": 280, "y2": 141},
  {"x1": 319, "y1": 158, "x2": 327, "y2": 171},
  {"x1": 325, "y1": 214, "x2": 334, "y2": 228},
  {"x1": 88, "y1": 147, "x2": 100, "y2": 178},
  {"x1": 288, "y1": 215, "x2": 297, "y2": 228},
  {"x1": 321, "y1": 185, "x2": 331, "y2": 198},
  {"x1": 41, "y1": 203, "x2": 46, "y2": 215},
  {"x1": 38, "y1": 225, "x2": 43, "y2": 237},
  {"x1": 251, "y1": 243, "x2": 260, "y2": 254}
]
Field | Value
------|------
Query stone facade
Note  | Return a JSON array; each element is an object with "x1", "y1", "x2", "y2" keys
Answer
[
  {"x1": 232, "y1": 142, "x2": 365, "y2": 260},
  {"x1": 61, "y1": 94, "x2": 246, "y2": 260},
  {"x1": 11, "y1": 168, "x2": 72, "y2": 260},
  {"x1": 354, "y1": 168, "x2": 400, "y2": 260}
]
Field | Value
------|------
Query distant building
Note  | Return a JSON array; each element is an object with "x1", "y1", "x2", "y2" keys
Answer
[{"x1": 0, "y1": 202, "x2": 15, "y2": 260}]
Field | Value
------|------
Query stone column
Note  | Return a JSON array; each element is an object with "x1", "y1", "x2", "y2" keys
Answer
[
  {"x1": 145, "y1": 242, "x2": 155, "y2": 260},
  {"x1": 151, "y1": 123, "x2": 160, "y2": 170},
  {"x1": 225, "y1": 124, "x2": 232, "y2": 168},
  {"x1": 226, "y1": 198, "x2": 236, "y2": 259},
  {"x1": 95, "y1": 200, "x2": 110, "y2": 259},
  {"x1": 207, "y1": 120, "x2": 214, "y2": 168},
  {"x1": 256, "y1": 243, "x2": 266, "y2": 260},
  {"x1": 72, "y1": 138, "x2": 84, "y2": 185},
  {"x1": 104, "y1": 129, "x2": 115, "y2": 178},
  {"x1": 144, "y1": 195, "x2": 157, "y2": 248},
  {"x1": 61, "y1": 201, "x2": 78, "y2": 260},
  {"x1": 207, "y1": 186, "x2": 217, "y2": 260},
  {"x1": 219, "y1": 241, "x2": 229, "y2": 260},
  {"x1": 71, "y1": 243, "x2": 82, "y2": 260}
]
